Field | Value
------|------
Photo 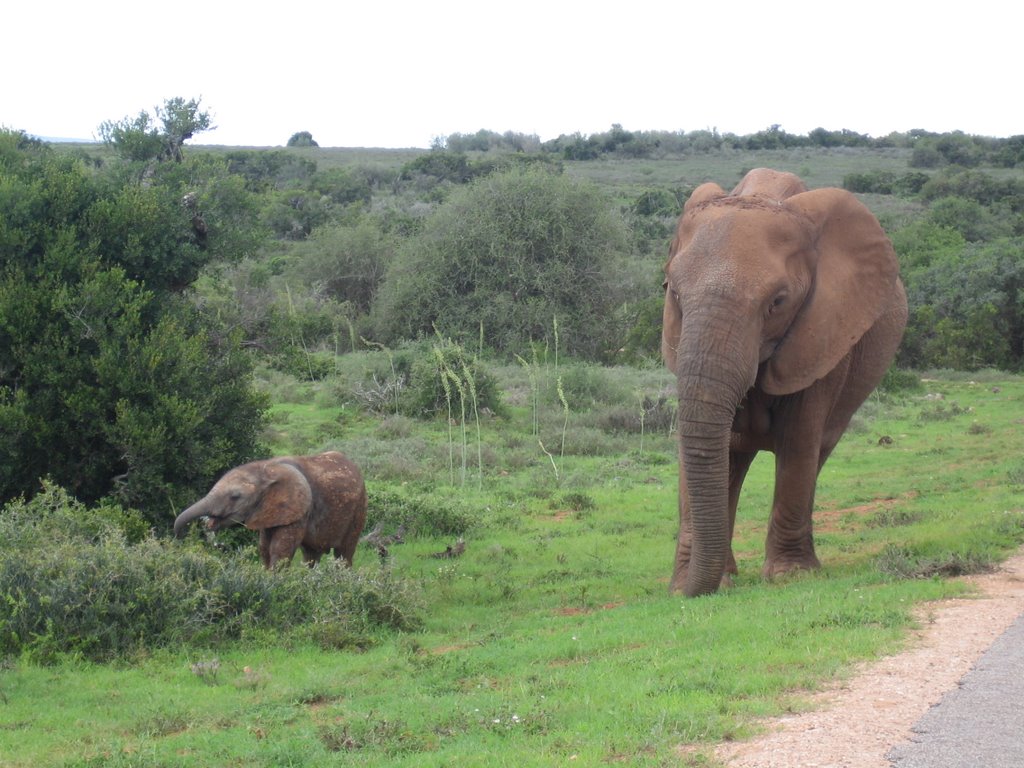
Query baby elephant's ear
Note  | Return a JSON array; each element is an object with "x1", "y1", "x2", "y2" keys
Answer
[
  {"x1": 763, "y1": 188, "x2": 901, "y2": 395},
  {"x1": 245, "y1": 462, "x2": 311, "y2": 530}
]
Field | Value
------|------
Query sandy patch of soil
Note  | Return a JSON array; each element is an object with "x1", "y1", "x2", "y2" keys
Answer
[{"x1": 705, "y1": 549, "x2": 1024, "y2": 768}]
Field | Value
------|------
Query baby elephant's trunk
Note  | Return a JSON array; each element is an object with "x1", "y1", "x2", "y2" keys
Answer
[{"x1": 173, "y1": 498, "x2": 210, "y2": 538}]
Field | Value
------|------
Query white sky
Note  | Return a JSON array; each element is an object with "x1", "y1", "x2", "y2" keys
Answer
[{"x1": 4, "y1": 1, "x2": 1020, "y2": 148}]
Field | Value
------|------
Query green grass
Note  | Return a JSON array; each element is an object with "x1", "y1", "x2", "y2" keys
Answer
[
  {"x1": 561, "y1": 146, "x2": 916, "y2": 207},
  {"x1": 2, "y1": 371, "x2": 1023, "y2": 766}
]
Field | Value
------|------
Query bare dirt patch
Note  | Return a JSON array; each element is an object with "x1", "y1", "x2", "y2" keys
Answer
[{"x1": 703, "y1": 549, "x2": 1024, "y2": 768}]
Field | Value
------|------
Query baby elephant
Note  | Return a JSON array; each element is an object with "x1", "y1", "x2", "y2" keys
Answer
[{"x1": 173, "y1": 451, "x2": 367, "y2": 569}]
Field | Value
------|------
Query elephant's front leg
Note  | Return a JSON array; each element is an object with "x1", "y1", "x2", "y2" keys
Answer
[
  {"x1": 763, "y1": 446, "x2": 822, "y2": 578},
  {"x1": 260, "y1": 523, "x2": 305, "y2": 569}
]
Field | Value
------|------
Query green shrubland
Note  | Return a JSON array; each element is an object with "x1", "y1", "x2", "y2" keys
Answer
[{"x1": 0, "y1": 483, "x2": 421, "y2": 663}]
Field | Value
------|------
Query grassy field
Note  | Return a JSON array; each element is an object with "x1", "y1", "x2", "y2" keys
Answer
[{"x1": 2, "y1": 361, "x2": 1022, "y2": 767}]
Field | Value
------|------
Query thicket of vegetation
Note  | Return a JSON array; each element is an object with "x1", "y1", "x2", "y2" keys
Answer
[
  {"x1": 0, "y1": 126, "x2": 266, "y2": 524},
  {"x1": 3, "y1": 102, "x2": 1024, "y2": 531},
  {"x1": 444, "y1": 124, "x2": 1024, "y2": 167},
  {"x1": 0, "y1": 483, "x2": 421, "y2": 662}
]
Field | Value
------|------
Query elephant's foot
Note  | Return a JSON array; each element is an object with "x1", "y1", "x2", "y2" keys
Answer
[
  {"x1": 761, "y1": 554, "x2": 821, "y2": 580},
  {"x1": 669, "y1": 566, "x2": 736, "y2": 594}
]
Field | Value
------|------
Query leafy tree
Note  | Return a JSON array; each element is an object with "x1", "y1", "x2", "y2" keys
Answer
[
  {"x1": 100, "y1": 96, "x2": 213, "y2": 163},
  {"x1": 0, "y1": 129, "x2": 265, "y2": 525},
  {"x1": 158, "y1": 97, "x2": 215, "y2": 161},
  {"x1": 371, "y1": 167, "x2": 634, "y2": 358},
  {"x1": 287, "y1": 131, "x2": 319, "y2": 147}
]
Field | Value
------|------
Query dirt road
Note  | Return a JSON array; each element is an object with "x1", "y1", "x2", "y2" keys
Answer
[{"x1": 705, "y1": 550, "x2": 1024, "y2": 768}]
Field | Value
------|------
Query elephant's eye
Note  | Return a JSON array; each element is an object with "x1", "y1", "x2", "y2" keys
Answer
[
  {"x1": 767, "y1": 293, "x2": 787, "y2": 315},
  {"x1": 229, "y1": 491, "x2": 242, "y2": 501}
]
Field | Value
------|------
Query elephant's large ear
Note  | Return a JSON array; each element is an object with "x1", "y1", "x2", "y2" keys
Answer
[
  {"x1": 763, "y1": 188, "x2": 900, "y2": 395},
  {"x1": 662, "y1": 183, "x2": 728, "y2": 371},
  {"x1": 245, "y1": 462, "x2": 311, "y2": 530}
]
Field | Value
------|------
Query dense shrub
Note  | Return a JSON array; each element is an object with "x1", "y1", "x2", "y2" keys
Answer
[
  {"x1": 842, "y1": 171, "x2": 929, "y2": 196},
  {"x1": 365, "y1": 486, "x2": 477, "y2": 537},
  {"x1": 919, "y1": 169, "x2": 1024, "y2": 211},
  {"x1": 309, "y1": 167, "x2": 372, "y2": 206},
  {"x1": 556, "y1": 362, "x2": 632, "y2": 410},
  {"x1": 261, "y1": 189, "x2": 333, "y2": 239},
  {"x1": 224, "y1": 150, "x2": 317, "y2": 192},
  {"x1": 900, "y1": 237, "x2": 1024, "y2": 371},
  {"x1": 0, "y1": 130, "x2": 267, "y2": 524},
  {"x1": 925, "y1": 196, "x2": 1010, "y2": 242},
  {"x1": 372, "y1": 167, "x2": 634, "y2": 358},
  {"x1": 285, "y1": 218, "x2": 393, "y2": 313},
  {"x1": 631, "y1": 188, "x2": 682, "y2": 217},
  {"x1": 890, "y1": 220, "x2": 966, "y2": 273},
  {"x1": 400, "y1": 338, "x2": 505, "y2": 418},
  {"x1": 0, "y1": 484, "x2": 421, "y2": 662}
]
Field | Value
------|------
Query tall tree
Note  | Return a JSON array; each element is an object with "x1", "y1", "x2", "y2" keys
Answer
[
  {"x1": 100, "y1": 96, "x2": 213, "y2": 163},
  {"x1": 0, "y1": 129, "x2": 265, "y2": 524}
]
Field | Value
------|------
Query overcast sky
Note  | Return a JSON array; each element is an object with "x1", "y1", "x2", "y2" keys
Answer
[{"x1": 5, "y1": 1, "x2": 1019, "y2": 148}]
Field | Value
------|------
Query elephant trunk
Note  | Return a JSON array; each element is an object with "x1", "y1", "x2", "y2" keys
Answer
[
  {"x1": 173, "y1": 497, "x2": 211, "y2": 538},
  {"x1": 674, "y1": 340, "x2": 755, "y2": 597}
]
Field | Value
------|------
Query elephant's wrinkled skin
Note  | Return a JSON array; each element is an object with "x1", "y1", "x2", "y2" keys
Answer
[
  {"x1": 662, "y1": 168, "x2": 907, "y2": 596},
  {"x1": 173, "y1": 451, "x2": 367, "y2": 568}
]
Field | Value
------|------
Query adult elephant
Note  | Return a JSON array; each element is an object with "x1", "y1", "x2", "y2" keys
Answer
[
  {"x1": 662, "y1": 168, "x2": 906, "y2": 597},
  {"x1": 173, "y1": 451, "x2": 367, "y2": 569}
]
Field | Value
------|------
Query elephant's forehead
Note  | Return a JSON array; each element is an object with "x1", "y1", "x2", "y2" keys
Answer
[
  {"x1": 214, "y1": 475, "x2": 257, "y2": 493},
  {"x1": 695, "y1": 206, "x2": 806, "y2": 251}
]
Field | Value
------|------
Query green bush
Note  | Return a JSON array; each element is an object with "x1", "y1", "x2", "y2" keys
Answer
[
  {"x1": 900, "y1": 237, "x2": 1024, "y2": 371},
  {"x1": 555, "y1": 362, "x2": 631, "y2": 410},
  {"x1": 843, "y1": 171, "x2": 897, "y2": 194},
  {"x1": 366, "y1": 486, "x2": 477, "y2": 537},
  {"x1": 0, "y1": 484, "x2": 421, "y2": 662},
  {"x1": 843, "y1": 170, "x2": 930, "y2": 197},
  {"x1": 877, "y1": 367, "x2": 924, "y2": 395},
  {"x1": 372, "y1": 167, "x2": 634, "y2": 359},
  {"x1": 925, "y1": 196, "x2": 1008, "y2": 242},
  {"x1": 890, "y1": 220, "x2": 966, "y2": 273},
  {"x1": 285, "y1": 218, "x2": 392, "y2": 313},
  {"x1": 0, "y1": 481, "x2": 149, "y2": 547},
  {"x1": 400, "y1": 338, "x2": 504, "y2": 419},
  {"x1": 631, "y1": 188, "x2": 680, "y2": 217}
]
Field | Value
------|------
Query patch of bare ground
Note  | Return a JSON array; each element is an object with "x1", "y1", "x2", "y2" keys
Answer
[{"x1": 689, "y1": 549, "x2": 1024, "y2": 768}]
